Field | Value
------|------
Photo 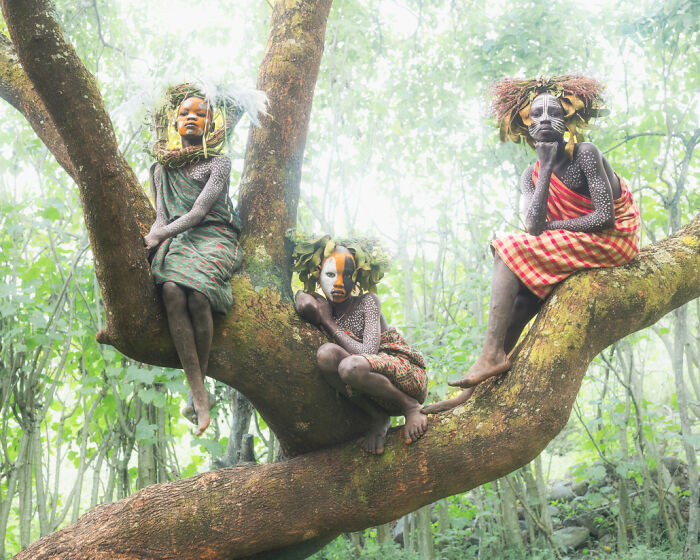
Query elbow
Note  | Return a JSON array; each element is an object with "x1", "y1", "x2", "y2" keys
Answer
[{"x1": 525, "y1": 220, "x2": 543, "y2": 236}]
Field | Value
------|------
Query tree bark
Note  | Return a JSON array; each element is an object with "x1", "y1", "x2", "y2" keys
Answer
[{"x1": 11, "y1": 217, "x2": 700, "y2": 559}]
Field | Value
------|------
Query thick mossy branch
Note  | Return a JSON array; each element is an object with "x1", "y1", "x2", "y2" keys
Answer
[
  {"x1": 0, "y1": 33, "x2": 77, "y2": 180},
  {"x1": 238, "y1": 0, "x2": 333, "y2": 276},
  {"x1": 1, "y1": 0, "x2": 163, "y2": 356},
  {"x1": 13, "y1": 218, "x2": 700, "y2": 560}
]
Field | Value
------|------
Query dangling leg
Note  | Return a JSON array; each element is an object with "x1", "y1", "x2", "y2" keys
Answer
[
  {"x1": 503, "y1": 290, "x2": 542, "y2": 355},
  {"x1": 161, "y1": 282, "x2": 209, "y2": 436},
  {"x1": 338, "y1": 356, "x2": 427, "y2": 451},
  {"x1": 449, "y1": 255, "x2": 521, "y2": 388},
  {"x1": 424, "y1": 288, "x2": 541, "y2": 414},
  {"x1": 186, "y1": 290, "x2": 215, "y2": 435}
]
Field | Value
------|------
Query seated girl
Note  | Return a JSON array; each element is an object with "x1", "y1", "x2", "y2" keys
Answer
[
  {"x1": 294, "y1": 240, "x2": 428, "y2": 454},
  {"x1": 144, "y1": 83, "x2": 266, "y2": 435},
  {"x1": 423, "y1": 75, "x2": 640, "y2": 414}
]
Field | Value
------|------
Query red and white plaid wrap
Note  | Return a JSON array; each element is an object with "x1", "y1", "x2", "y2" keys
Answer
[{"x1": 492, "y1": 161, "x2": 641, "y2": 299}]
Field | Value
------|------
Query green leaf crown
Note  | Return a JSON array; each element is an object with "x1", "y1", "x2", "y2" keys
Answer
[{"x1": 289, "y1": 231, "x2": 391, "y2": 294}]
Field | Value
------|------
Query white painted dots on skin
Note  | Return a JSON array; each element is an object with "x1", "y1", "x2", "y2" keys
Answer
[
  {"x1": 153, "y1": 156, "x2": 232, "y2": 239},
  {"x1": 333, "y1": 293, "x2": 382, "y2": 355}
]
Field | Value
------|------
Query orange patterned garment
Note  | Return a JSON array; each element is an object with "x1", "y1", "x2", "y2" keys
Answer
[{"x1": 492, "y1": 161, "x2": 641, "y2": 299}]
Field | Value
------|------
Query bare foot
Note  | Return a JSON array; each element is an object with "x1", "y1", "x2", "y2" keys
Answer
[
  {"x1": 194, "y1": 411, "x2": 210, "y2": 437},
  {"x1": 402, "y1": 404, "x2": 428, "y2": 444},
  {"x1": 448, "y1": 355, "x2": 511, "y2": 389},
  {"x1": 362, "y1": 414, "x2": 391, "y2": 454},
  {"x1": 192, "y1": 391, "x2": 214, "y2": 436},
  {"x1": 421, "y1": 387, "x2": 475, "y2": 415}
]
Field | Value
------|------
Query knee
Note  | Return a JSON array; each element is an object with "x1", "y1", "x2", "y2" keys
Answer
[
  {"x1": 316, "y1": 343, "x2": 340, "y2": 372},
  {"x1": 187, "y1": 291, "x2": 211, "y2": 318},
  {"x1": 162, "y1": 282, "x2": 185, "y2": 308},
  {"x1": 337, "y1": 355, "x2": 368, "y2": 385}
]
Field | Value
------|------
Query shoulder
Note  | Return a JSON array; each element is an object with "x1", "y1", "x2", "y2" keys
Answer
[
  {"x1": 574, "y1": 142, "x2": 602, "y2": 160},
  {"x1": 209, "y1": 155, "x2": 232, "y2": 174},
  {"x1": 360, "y1": 292, "x2": 382, "y2": 310}
]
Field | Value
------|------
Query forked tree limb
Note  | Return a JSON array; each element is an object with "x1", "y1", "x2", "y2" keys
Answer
[{"x1": 12, "y1": 217, "x2": 700, "y2": 560}]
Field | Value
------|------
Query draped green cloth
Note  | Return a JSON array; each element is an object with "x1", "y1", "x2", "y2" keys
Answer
[{"x1": 150, "y1": 165, "x2": 243, "y2": 314}]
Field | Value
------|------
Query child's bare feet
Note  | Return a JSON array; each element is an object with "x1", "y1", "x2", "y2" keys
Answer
[
  {"x1": 362, "y1": 414, "x2": 391, "y2": 454},
  {"x1": 182, "y1": 391, "x2": 215, "y2": 436},
  {"x1": 192, "y1": 389, "x2": 212, "y2": 436},
  {"x1": 448, "y1": 354, "x2": 511, "y2": 388},
  {"x1": 421, "y1": 387, "x2": 475, "y2": 415},
  {"x1": 402, "y1": 403, "x2": 428, "y2": 444}
]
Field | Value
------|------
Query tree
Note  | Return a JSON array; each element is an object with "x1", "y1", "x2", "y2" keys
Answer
[{"x1": 0, "y1": 1, "x2": 698, "y2": 558}]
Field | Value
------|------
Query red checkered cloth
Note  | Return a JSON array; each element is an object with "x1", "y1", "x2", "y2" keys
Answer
[{"x1": 492, "y1": 161, "x2": 640, "y2": 299}]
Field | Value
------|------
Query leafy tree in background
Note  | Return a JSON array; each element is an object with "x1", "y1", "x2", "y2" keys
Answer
[{"x1": 0, "y1": 1, "x2": 697, "y2": 559}]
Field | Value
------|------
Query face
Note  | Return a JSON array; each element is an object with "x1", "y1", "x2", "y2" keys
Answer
[
  {"x1": 320, "y1": 249, "x2": 356, "y2": 303},
  {"x1": 175, "y1": 97, "x2": 212, "y2": 138},
  {"x1": 527, "y1": 93, "x2": 566, "y2": 141}
]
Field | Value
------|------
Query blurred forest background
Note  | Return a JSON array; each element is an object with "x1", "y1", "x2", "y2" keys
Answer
[{"x1": 0, "y1": 0, "x2": 698, "y2": 558}]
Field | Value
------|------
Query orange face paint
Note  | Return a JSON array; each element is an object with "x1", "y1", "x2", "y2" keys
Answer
[
  {"x1": 320, "y1": 249, "x2": 356, "y2": 303},
  {"x1": 175, "y1": 96, "x2": 212, "y2": 139}
]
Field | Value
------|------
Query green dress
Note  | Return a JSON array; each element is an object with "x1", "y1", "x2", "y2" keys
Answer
[{"x1": 150, "y1": 163, "x2": 243, "y2": 314}]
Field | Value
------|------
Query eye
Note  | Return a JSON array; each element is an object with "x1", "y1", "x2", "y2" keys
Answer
[{"x1": 326, "y1": 271, "x2": 336, "y2": 278}]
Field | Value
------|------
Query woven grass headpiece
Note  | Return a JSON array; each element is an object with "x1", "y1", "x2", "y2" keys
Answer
[
  {"x1": 151, "y1": 82, "x2": 267, "y2": 168},
  {"x1": 491, "y1": 75, "x2": 607, "y2": 159},
  {"x1": 290, "y1": 232, "x2": 391, "y2": 294}
]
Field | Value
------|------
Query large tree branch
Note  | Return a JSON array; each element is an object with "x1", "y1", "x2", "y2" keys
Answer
[
  {"x1": 13, "y1": 216, "x2": 700, "y2": 560},
  {"x1": 0, "y1": 32, "x2": 76, "y2": 180},
  {"x1": 1, "y1": 0, "x2": 165, "y2": 359}
]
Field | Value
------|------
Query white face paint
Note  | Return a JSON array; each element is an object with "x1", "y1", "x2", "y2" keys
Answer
[
  {"x1": 319, "y1": 250, "x2": 355, "y2": 303},
  {"x1": 320, "y1": 256, "x2": 337, "y2": 301},
  {"x1": 528, "y1": 93, "x2": 566, "y2": 141}
]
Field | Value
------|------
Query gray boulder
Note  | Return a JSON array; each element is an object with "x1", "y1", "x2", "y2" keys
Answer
[{"x1": 553, "y1": 526, "x2": 590, "y2": 550}]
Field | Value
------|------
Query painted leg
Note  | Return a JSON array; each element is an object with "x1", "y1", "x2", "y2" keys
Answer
[
  {"x1": 449, "y1": 255, "x2": 521, "y2": 388},
  {"x1": 161, "y1": 282, "x2": 209, "y2": 436},
  {"x1": 338, "y1": 356, "x2": 427, "y2": 451},
  {"x1": 317, "y1": 344, "x2": 392, "y2": 454}
]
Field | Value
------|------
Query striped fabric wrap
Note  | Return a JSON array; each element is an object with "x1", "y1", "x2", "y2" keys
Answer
[
  {"x1": 150, "y1": 166, "x2": 243, "y2": 314},
  {"x1": 492, "y1": 161, "x2": 641, "y2": 299}
]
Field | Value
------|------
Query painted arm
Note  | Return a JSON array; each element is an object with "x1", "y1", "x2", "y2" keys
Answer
[
  {"x1": 320, "y1": 294, "x2": 382, "y2": 355},
  {"x1": 144, "y1": 157, "x2": 231, "y2": 250},
  {"x1": 524, "y1": 143, "x2": 556, "y2": 236},
  {"x1": 544, "y1": 143, "x2": 615, "y2": 233},
  {"x1": 148, "y1": 165, "x2": 167, "y2": 231}
]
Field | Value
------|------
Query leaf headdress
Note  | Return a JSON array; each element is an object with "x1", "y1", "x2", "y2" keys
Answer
[
  {"x1": 289, "y1": 231, "x2": 391, "y2": 294},
  {"x1": 151, "y1": 82, "x2": 268, "y2": 168},
  {"x1": 491, "y1": 75, "x2": 607, "y2": 159}
]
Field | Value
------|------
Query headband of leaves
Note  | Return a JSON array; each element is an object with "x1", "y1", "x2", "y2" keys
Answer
[
  {"x1": 491, "y1": 75, "x2": 608, "y2": 159},
  {"x1": 289, "y1": 231, "x2": 391, "y2": 294},
  {"x1": 151, "y1": 82, "x2": 267, "y2": 168}
]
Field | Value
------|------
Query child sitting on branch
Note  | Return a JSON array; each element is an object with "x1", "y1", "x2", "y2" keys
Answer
[
  {"x1": 293, "y1": 236, "x2": 428, "y2": 454},
  {"x1": 424, "y1": 75, "x2": 640, "y2": 414},
  {"x1": 144, "y1": 82, "x2": 266, "y2": 435}
]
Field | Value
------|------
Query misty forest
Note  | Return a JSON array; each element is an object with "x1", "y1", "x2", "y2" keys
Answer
[{"x1": 0, "y1": 0, "x2": 698, "y2": 559}]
